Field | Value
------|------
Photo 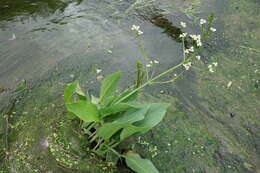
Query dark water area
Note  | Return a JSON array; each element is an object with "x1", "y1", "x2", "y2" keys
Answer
[
  {"x1": 0, "y1": 0, "x2": 210, "y2": 99},
  {"x1": 0, "y1": 0, "x2": 259, "y2": 172}
]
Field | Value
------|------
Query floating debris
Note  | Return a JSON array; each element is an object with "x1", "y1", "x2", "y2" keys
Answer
[
  {"x1": 227, "y1": 81, "x2": 232, "y2": 88},
  {"x1": 0, "y1": 88, "x2": 6, "y2": 93},
  {"x1": 40, "y1": 137, "x2": 49, "y2": 149},
  {"x1": 96, "y1": 75, "x2": 104, "y2": 81},
  {"x1": 9, "y1": 33, "x2": 16, "y2": 40}
]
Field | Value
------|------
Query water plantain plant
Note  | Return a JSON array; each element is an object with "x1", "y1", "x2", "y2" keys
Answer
[
  {"x1": 64, "y1": 71, "x2": 168, "y2": 172},
  {"x1": 63, "y1": 15, "x2": 216, "y2": 173}
]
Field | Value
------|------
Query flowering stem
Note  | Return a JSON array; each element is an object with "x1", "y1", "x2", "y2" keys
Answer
[
  {"x1": 115, "y1": 59, "x2": 187, "y2": 104},
  {"x1": 137, "y1": 36, "x2": 151, "y2": 81},
  {"x1": 182, "y1": 38, "x2": 186, "y2": 61},
  {"x1": 150, "y1": 71, "x2": 184, "y2": 84}
]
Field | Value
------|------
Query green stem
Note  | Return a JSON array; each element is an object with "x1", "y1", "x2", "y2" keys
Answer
[
  {"x1": 182, "y1": 38, "x2": 186, "y2": 61},
  {"x1": 138, "y1": 35, "x2": 151, "y2": 81},
  {"x1": 90, "y1": 134, "x2": 98, "y2": 143},
  {"x1": 86, "y1": 122, "x2": 96, "y2": 132},
  {"x1": 93, "y1": 137, "x2": 103, "y2": 150},
  {"x1": 150, "y1": 71, "x2": 184, "y2": 84},
  {"x1": 115, "y1": 60, "x2": 185, "y2": 104}
]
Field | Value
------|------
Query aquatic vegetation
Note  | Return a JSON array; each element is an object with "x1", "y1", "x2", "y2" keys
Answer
[{"x1": 63, "y1": 17, "x2": 217, "y2": 172}]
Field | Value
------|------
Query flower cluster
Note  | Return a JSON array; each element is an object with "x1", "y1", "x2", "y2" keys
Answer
[
  {"x1": 131, "y1": 25, "x2": 143, "y2": 35},
  {"x1": 179, "y1": 32, "x2": 187, "y2": 38},
  {"x1": 190, "y1": 34, "x2": 202, "y2": 47},
  {"x1": 208, "y1": 62, "x2": 218, "y2": 73},
  {"x1": 183, "y1": 62, "x2": 192, "y2": 70},
  {"x1": 146, "y1": 60, "x2": 159, "y2": 67},
  {"x1": 131, "y1": 18, "x2": 217, "y2": 77},
  {"x1": 180, "y1": 22, "x2": 186, "y2": 28},
  {"x1": 210, "y1": 27, "x2": 216, "y2": 32},
  {"x1": 200, "y1": 19, "x2": 206, "y2": 25},
  {"x1": 184, "y1": 46, "x2": 194, "y2": 54}
]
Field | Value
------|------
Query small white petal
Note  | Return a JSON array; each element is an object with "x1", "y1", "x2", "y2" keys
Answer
[
  {"x1": 196, "y1": 56, "x2": 201, "y2": 60},
  {"x1": 189, "y1": 46, "x2": 194, "y2": 52},
  {"x1": 210, "y1": 27, "x2": 216, "y2": 32},
  {"x1": 179, "y1": 33, "x2": 187, "y2": 38},
  {"x1": 138, "y1": 31, "x2": 143, "y2": 35},
  {"x1": 180, "y1": 22, "x2": 186, "y2": 28},
  {"x1": 209, "y1": 69, "x2": 214, "y2": 73},
  {"x1": 96, "y1": 69, "x2": 102, "y2": 74},
  {"x1": 197, "y1": 41, "x2": 202, "y2": 47},
  {"x1": 200, "y1": 19, "x2": 206, "y2": 25},
  {"x1": 184, "y1": 49, "x2": 190, "y2": 54},
  {"x1": 154, "y1": 60, "x2": 159, "y2": 64}
]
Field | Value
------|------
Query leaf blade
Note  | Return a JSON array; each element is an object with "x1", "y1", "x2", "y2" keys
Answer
[
  {"x1": 97, "y1": 122, "x2": 125, "y2": 140},
  {"x1": 66, "y1": 100, "x2": 99, "y2": 122},
  {"x1": 64, "y1": 81, "x2": 86, "y2": 104},
  {"x1": 134, "y1": 103, "x2": 170, "y2": 128},
  {"x1": 99, "y1": 103, "x2": 138, "y2": 118},
  {"x1": 125, "y1": 152, "x2": 159, "y2": 173},
  {"x1": 100, "y1": 72, "x2": 122, "y2": 102},
  {"x1": 120, "y1": 125, "x2": 149, "y2": 141}
]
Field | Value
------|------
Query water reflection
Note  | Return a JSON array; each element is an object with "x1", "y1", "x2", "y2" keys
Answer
[
  {"x1": 0, "y1": 0, "x2": 185, "y2": 101},
  {"x1": 0, "y1": 0, "x2": 83, "y2": 22}
]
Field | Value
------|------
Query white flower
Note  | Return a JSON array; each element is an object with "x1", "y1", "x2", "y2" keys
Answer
[
  {"x1": 213, "y1": 62, "x2": 218, "y2": 67},
  {"x1": 190, "y1": 34, "x2": 196, "y2": 40},
  {"x1": 96, "y1": 69, "x2": 102, "y2": 74},
  {"x1": 179, "y1": 33, "x2": 187, "y2": 38},
  {"x1": 70, "y1": 74, "x2": 75, "y2": 78},
  {"x1": 154, "y1": 60, "x2": 159, "y2": 64},
  {"x1": 190, "y1": 34, "x2": 202, "y2": 47},
  {"x1": 180, "y1": 22, "x2": 186, "y2": 28},
  {"x1": 208, "y1": 64, "x2": 214, "y2": 73},
  {"x1": 200, "y1": 19, "x2": 206, "y2": 25},
  {"x1": 189, "y1": 46, "x2": 194, "y2": 52},
  {"x1": 210, "y1": 27, "x2": 216, "y2": 32},
  {"x1": 131, "y1": 25, "x2": 143, "y2": 35},
  {"x1": 196, "y1": 56, "x2": 201, "y2": 60},
  {"x1": 131, "y1": 25, "x2": 140, "y2": 31},
  {"x1": 184, "y1": 49, "x2": 190, "y2": 54},
  {"x1": 137, "y1": 30, "x2": 143, "y2": 35},
  {"x1": 149, "y1": 60, "x2": 154, "y2": 64},
  {"x1": 209, "y1": 69, "x2": 214, "y2": 73},
  {"x1": 146, "y1": 64, "x2": 152, "y2": 68},
  {"x1": 197, "y1": 41, "x2": 202, "y2": 47},
  {"x1": 190, "y1": 34, "x2": 201, "y2": 41},
  {"x1": 183, "y1": 62, "x2": 192, "y2": 70}
]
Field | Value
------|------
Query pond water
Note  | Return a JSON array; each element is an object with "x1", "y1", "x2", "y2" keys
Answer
[{"x1": 0, "y1": 0, "x2": 259, "y2": 172}]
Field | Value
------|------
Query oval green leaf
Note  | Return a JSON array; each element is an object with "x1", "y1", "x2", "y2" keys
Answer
[
  {"x1": 66, "y1": 100, "x2": 99, "y2": 122},
  {"x1": 100, "y1": 72, "x2": 121, "y2": 102},
  {"x1": 125, "y1": 152, "x2": 159, "y2": 173}
]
